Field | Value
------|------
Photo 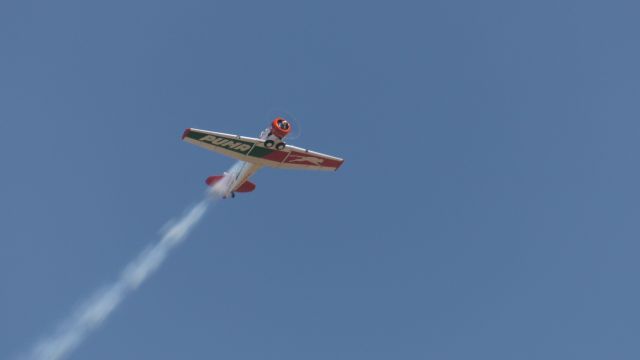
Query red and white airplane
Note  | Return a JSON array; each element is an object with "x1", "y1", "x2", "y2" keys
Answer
[{"x1": 182, "y1": 118, "x2": 344, "y2": 198}]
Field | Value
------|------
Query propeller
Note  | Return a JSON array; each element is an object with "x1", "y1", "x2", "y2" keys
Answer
[{"x1": 265, "y1": 109, "x2": 302, "y2": 140}]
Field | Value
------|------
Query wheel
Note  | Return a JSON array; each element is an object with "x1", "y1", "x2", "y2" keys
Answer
[
  {"x1": 264, "y1": 140, "x2": 275, "y2": 148},
  {"x1": 231, "y1": 192, "x2": 236, "y2": 198},
  {"x1": 275, "y1": 142, "x2": 286, "y2": 150}
]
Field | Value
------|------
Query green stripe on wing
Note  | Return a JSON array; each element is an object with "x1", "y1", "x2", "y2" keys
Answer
[{"x1": 186, "y1": 131, "x2": 255, "y2": 155}]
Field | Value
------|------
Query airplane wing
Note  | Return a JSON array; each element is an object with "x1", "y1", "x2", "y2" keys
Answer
[{"x1": 182, "y1": 128, "x2": 344, "y2": 171}]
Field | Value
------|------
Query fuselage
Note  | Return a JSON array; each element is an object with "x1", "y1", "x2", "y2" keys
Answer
[
  {"x1": 205, "y1": 121, "x2": 291, "y2": 198},
  {"x1": 224, "y1": 161, "x2": 261, "y2": 196}
]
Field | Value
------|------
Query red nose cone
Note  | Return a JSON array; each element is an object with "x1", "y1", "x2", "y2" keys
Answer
[{"x1": 271, "y1": 117, "x2": 292, "y2": 138}]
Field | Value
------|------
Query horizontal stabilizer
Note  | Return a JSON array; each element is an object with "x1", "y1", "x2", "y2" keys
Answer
[
  {"x1": 205, "y1": 176, "x2": 256, "y2": 193},
  {"x1": 235, "y1": 180, "x2": 256, "y2": 192}
]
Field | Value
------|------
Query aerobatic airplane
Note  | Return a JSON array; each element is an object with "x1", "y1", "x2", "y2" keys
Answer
[{"x1": 182, "y1": 118, "x2": 344, "y2": 198}]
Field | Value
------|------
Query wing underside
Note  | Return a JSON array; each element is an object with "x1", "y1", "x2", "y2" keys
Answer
[{"x1": 182, "y1": 128, "x2": 344, "y2": 171}]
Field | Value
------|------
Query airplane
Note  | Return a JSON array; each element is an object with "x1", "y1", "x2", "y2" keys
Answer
[{"x1": 182, "y1": 117, "x2": 344, "y2": 198}]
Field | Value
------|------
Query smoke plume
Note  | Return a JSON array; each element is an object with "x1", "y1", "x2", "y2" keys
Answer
[{"x1": 22, "y1": 163, "x2": 240, "y2": 360}]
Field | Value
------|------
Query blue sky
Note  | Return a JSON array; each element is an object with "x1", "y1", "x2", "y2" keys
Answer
[{"x1": 2, "y1": 0, "x2": 640, "y2": 359}]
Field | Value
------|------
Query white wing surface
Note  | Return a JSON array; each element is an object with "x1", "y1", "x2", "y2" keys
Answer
[{"x1": 182, "y1": 128, "x2": 344, "y2": 171}]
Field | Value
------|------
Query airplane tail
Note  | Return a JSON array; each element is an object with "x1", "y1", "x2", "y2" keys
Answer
[{"x1": 205, "y1": 176, "x2": 256, "y2": 193}]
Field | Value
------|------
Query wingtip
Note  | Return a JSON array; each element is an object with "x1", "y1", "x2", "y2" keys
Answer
[{"x1": 181, "y1": 128, "x2": 191, "y2": 140}]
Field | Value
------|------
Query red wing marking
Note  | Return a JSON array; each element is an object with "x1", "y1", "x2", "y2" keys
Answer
[
  {"x1": 262, "y1": 150, "x2": 289, "y2": 162},
  {"x1": 285, "y1": 152, "x2": 343, "y2": 169}
]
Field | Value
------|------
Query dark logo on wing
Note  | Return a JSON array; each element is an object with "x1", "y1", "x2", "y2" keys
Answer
[{"x1": 198, "y1": 135, "x2": 253, "y2": 154}]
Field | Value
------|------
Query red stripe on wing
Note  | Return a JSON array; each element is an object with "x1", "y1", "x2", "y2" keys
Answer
[{"x1": 285, "y1": 151, "x2": 343, "y2": 169}]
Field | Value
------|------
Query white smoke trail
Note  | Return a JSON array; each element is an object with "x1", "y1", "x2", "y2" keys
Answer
[{"x1": 22, "y1": 163, "x2": 241, "y2": 360}]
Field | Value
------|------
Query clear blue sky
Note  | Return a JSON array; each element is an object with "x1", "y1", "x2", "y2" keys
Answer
[{"x1": 2, "y1": 0, "x2": 640, "y2": 359}]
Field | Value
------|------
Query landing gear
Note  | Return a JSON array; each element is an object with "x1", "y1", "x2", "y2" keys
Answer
[
  {"x1": 262, "y1": 129, "x2": 286, "y2": 150},
  {"x1": 231, "y1": 192, "x2": 236, "y2": 198}
]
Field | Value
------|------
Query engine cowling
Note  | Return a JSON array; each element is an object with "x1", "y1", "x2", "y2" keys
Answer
[{"x1": 270, "y1": 117, "x2": 292, "y2": 139}]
